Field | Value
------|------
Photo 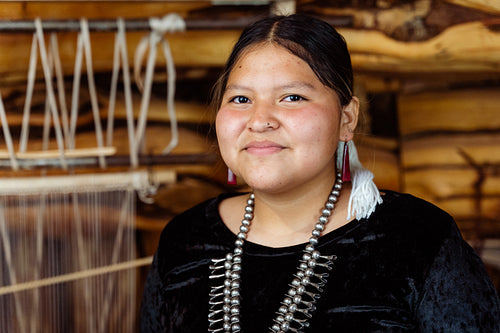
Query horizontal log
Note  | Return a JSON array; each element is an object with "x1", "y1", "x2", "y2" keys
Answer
[
  {"x1": 401, "y1": 133, "x2": 500, "y2": 168},
  {"x1": 101, "y1": 93, "x2": 215, "y2": 124},
  {"x1": 0, "y1": 2, "x2": 211, "y2": 20},
  {"x1": 432, "y1": 197, "x2": 500, "y2": 221},
  {"x1": 398, "y1": 88, "x2": 500, "y2": 136},
  {"x1": 0, "y1": 120, "x2": 219, "y2": 174},
  {"x1": 344, "y1": 20, "x2": 500, "y2": 74},
  {"x1": 355, "y1": 74, "x2": 401, "y2": 93},
  {"x1": 0, "y1": 19, "x2": 499, "y2": 83},
  {"x1": 302, "y1": 0, "x2": 432, "y2": 39},
  {"x1": 404, "y1": 168, "x2": 500, "y2": 198},
  {"x1": 0, "y1": 29, "x2": 240, "y2": 80},
  {"x1": 0, "y1": 90, "x2": 213, "y2": 129},
  {"x1": 444, "y1": 0, "x2": 500, "y2": 14}
]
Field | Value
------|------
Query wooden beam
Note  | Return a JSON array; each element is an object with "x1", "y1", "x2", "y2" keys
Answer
[
  {"x1": 444, "y1": 0, "x2": 500, "y2": 14},
  {"x1": 0, "y1": 29, "x2": 240, "y2": 81},
  {"x1": 343, "y1": 20, "x2": 500, "y2": 74},
  {"x1": 401, "y1": 134, "x2": 500, "y2": 168},
  {"x1": 0, "y1": 2, "x2": 211, "y2": 20},
  {"x1": 397, "y1": 88, "x2": 500, "y2": 136},
  {"x1": 0, "y1": 19, "x2": 498, "y2": 80}
]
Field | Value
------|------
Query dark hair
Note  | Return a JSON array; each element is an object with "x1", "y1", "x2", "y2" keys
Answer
[{"x1": 211, "y1": 14, "x2": 354, "y2": 110}]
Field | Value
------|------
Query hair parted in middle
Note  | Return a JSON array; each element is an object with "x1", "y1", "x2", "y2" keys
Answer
[{"x1": 211, "y1": 14, "x2": 354, "y2": 111}]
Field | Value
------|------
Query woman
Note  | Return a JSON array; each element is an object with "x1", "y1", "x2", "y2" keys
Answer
[{"x1": 140, "y1": 14, "x2": 500, "y2": 332}]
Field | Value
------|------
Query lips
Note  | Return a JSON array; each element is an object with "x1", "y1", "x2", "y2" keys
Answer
[{"x1": 243, "y1": 140, "x2": 285, "y2": 155}]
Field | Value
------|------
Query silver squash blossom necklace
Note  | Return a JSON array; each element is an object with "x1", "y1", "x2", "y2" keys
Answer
[{"x1": 208, "y1": 174, "x2": 343, "y2": 333}]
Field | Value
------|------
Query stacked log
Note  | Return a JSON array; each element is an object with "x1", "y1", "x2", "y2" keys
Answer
[{"x1": 398, "y1": 88, "x2": 500, "y2": 240}]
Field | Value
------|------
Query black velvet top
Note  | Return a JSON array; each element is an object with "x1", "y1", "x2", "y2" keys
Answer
[{"x1": 140, "y1": 190, "x2": 500, "y2": 332}]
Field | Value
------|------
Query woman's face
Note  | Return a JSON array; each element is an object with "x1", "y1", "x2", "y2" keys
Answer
[{"x1": 216, "y1": 44, "x2": 357, "y2": 194}]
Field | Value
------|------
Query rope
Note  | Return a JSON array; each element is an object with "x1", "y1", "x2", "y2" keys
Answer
[
  {"x1": 34, "y1": 18, "x2": 68, "y2": 170},
  {"x1": 0, "y1": 93, "x2": 19, "y2": 170},
  {"x1": 133, "y1": 13, "x2": 184, "y2": 160},
  {"x1": 19, "y1": 34, "x2": 38, "y2": 153},
  {"x1": 69, "y1": 21, "x2": 84, "y2": 150},
  {"x1": 50, "y1": 33, "x2": 71, "y2": 145},
  {"x1": 107, "y1": 18, "x2": 138, "y2": 168},
  {"x1": 80, "y1": 18, "x2": 106, "y2": 169}
]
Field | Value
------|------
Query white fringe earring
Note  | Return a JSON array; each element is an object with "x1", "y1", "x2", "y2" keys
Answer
[{"x1": 336, "y1": 140, "x2": 382, "y2": 220}]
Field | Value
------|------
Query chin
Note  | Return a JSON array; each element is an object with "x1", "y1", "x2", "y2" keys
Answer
[{"x1": 244, "y1": 178, "x2": 292, "y2": 194}]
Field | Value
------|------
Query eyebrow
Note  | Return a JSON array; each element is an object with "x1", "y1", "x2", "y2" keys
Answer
[{"x1": 225, "y1": 81, "x2": 316, "y2": 92}]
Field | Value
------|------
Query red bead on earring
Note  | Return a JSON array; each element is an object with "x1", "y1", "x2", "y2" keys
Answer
[
  {"x1": 227, "y1": 169, "x2": 237, "y2": 185},
  {"x1": 341, "y1": 141, "x2": 351, "y2": 182}
]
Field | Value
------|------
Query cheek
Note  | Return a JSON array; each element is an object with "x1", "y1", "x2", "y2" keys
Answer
[
  {"x1": 215, "y1": 109, "x2": 242, "y2": 154},
  {"x1": 290, "y1": 110, "x2": 338, "y2": 146}
]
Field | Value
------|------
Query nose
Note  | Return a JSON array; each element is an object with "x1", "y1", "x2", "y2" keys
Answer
[{"x1": 246, "y1": 103, "x2": 279, "y2": 132}]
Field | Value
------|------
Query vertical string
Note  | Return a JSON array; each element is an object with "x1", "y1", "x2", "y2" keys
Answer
[
  {"x1": 69, "y1": 29, "x2": 84, "y2": 150},
  {"x1": 160, "y1": 36, "x2": 178, "y2": 154},
  {"x1": 133, "y1": 14, "x2": 185, "y2": 160},
  {"x1": 0, "y1": 202, "x2": 27, "y2": 333},
  {"x1": 32, "y1": 193, "x2": 46, "y2": 333},
  {"x1": 80, "y1": 19, "x2": 106, "y2": 169},
  {"x1": 34, "y1": 18, "x2": 68, "y2": 170},
  {"x1": 98, "y1": 189, "x2": 132, "y2": 333},
  {"x1": 50, "y1": 34, "x2": 70, "y2": 146},
  {"x1": 0, "y1": 93, "x2": 19, "y2": 171},
  {"x1": 42, "y1": 97, "x2": 52, "y2": 151},
  {"x1": 107, "y1": 18, "x2": 138, "y2": 168},
  {"x1": 42, "y1": 46, "x2": 55, "y2": 152},
  {"x1": 133, "y1": 30, "x2": 159, "y2": 156},
  {"x1": 72, "y1": 191, "x2": 96, "y2": 331},
  {"x1": 19, "y1": 34, "x2": 38, "y2": 154},
  {"x1": 106, "y1": 21, "x2": 121, "y2": 146}
]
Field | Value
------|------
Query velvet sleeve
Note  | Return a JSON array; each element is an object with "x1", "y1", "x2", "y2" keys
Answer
[
  {"x1": 140, "y1": 252, "x2": 167, "y2": 333},
  {"x1": 415, "y1": 222, "x2": 500, "y2": 332}
]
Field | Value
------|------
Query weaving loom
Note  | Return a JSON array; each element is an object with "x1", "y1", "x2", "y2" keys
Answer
[{"x1": 0, "y1": 15, "x2": 183, "y2": 333}]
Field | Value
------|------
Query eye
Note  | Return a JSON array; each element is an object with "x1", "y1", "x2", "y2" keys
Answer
[
  {"x1": 230, "y1": 96, "x2": 250, "y2": 104},
  {"x1": 282, "y1": 95, "x2": 305, "y2": 102}
]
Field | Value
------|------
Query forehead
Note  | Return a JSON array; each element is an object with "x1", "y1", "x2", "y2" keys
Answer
[{"x1": 227, "y1": 44, "x2": 319, "y2": 85}]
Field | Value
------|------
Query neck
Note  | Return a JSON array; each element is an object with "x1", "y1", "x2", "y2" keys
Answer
[{"x1": 247, "y1": 173, "x2": 348, "y2": 247}]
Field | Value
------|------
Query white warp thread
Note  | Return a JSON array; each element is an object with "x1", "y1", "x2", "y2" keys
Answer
[
  {"x1": 19, "y1": 34, "x2": 38, "y2": 154},
  {"x1": 0, "y1": 93, "x2": 19, "y2": 170},
  {"x1": 336, "y1": 140, "x2": 383, "y2": 220},
  {"x1": 107, "y1": 18, "x2": 138, "y2": 168},
  {"x1": 34, "y1": 18, "x2": 68, "y2": 169},
  {"x1": 134, "y1": 14, "x2": 184, "y2": 157},
  {"x1": 80, "y1": 19, "x2": 106, "y2": 169}
]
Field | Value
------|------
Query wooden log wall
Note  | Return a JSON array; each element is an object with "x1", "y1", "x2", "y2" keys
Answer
[
  {"x1": 399, "y1": 89, "x2": 500, "y2": 240},
  {"x1": 0, "y1": 0, "x2": 499, "y2": 289}
]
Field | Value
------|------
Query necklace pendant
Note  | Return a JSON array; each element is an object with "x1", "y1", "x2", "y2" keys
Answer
[{"x1": 209, "y1": 179, "x2": 342, "y2": 333}]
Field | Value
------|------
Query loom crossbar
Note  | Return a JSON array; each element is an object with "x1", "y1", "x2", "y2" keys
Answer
[{"x1": 0, "y1": 16, "x2": 352, "y2": 33}]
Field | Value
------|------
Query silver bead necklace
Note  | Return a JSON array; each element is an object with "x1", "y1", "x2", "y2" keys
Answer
[{"x1": 209, "y1": 174, "x2": 343, "y2": 333}]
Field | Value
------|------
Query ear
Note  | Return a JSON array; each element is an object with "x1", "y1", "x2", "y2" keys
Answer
[{"x1": 339, "y1": 96, "x2": 359, "y2": 141}]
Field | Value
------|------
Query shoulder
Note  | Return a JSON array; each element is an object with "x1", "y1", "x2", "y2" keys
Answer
[
  {"x1": 160, "y1": 195, "x2": 218, "y2": 239},
  {"x1": 159, "y1": 191, "x2": 246, "y2": 239},
  {"x1": 366, "y1": 190, "x2": 462, "y2": 262},
  {"x1": 152, "y1": 194, "x2": 224, "y2": 274},
  {"x1": 373, "y1": 190, "x2": 456, "y2": 235},
  {"x1": 376, "y1": 190, "x2": 452, "y2": 220}
]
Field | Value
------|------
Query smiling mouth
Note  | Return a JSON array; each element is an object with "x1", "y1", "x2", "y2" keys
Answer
[{"x1": 243, "y1": 141, "x2": 285, "y2": 156}]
